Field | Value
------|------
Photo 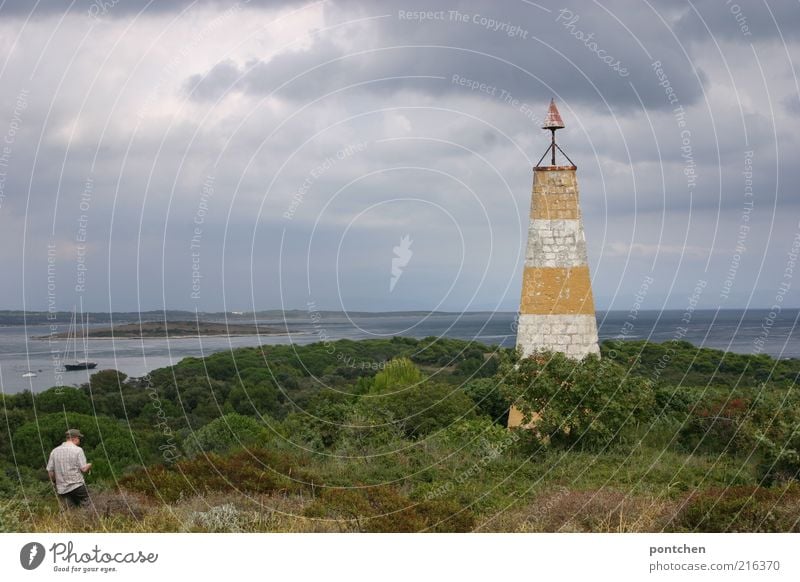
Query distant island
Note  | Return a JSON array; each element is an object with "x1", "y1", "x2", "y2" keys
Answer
[
  {"x1": 42, "y1": 320, "x2": 289, "y2": 339},
  {"x1": 0, "y1": 309, "x2": 492, "y2": 327}
]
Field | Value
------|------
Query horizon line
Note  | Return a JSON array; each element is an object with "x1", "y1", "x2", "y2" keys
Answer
[{"x1": 3, "y1": 306, "x2": 798, "y2": 315}]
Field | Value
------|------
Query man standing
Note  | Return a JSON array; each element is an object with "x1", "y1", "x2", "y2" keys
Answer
[{"x1": 46, "y1": 429, "x2": 92, "y2": 508}]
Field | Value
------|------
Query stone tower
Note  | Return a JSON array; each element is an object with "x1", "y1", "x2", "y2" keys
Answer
[{"x1": 508, "y1": 100, "x2": 599, "y2": 427}]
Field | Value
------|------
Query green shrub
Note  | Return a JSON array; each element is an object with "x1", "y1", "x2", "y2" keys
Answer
[
  {"x1": 753, "y1": 417, "x2": 800, "y2": 485},
  {"x1": 304, "y1": 485, "x2": 474, "y2": 532},
  {"x1": 359, "y1": 358, "x2": 476, "y2": 438},
  {"x1": 371, "y1": 358, "x2": 423, "y2": 392},
  {"x1": 87, "y1": 370, "x2": 128, "y2": 394},
  {"x1": 279, "y1": 390, "x2": 357, "y2": 450},
  {"x1": 0, "y1": 407, "x2": 32, "y2": 460},
  {"x1": 0, "y1": 498, "x2": 26, "y2": 532},
  {"x1": 428, "y1": 418, "x2": 512, "y2": 450},
  {"x1": 457, "y1": 352, "x2": 499, "y2": 378},
  {"x1": 0, "y1": 464, "x2": 18, "y2": 497},
  {"x1": 228, "y1": 383, "x2": 282, "y2": 418},
  {"x1": 602, "y1": 339, "x2": 800, "y2": 387},
  {"x1": 332, "y1": 412, "x2": 407, "y2": 456},
  {"x1": 675, "y1": 485, "x2": 800, "y2": 532},
  {"x1": 183, "y1": 413, "x2": 270, "y2": 457},
  {"x1": 376, "y1": 381, "x2": 476, "y2": 438},
  {"x1": 462, "y1": 378, "x2": 510, "y2": 424},
  {"x1": 678, "y1": 397, "x2": 755, "y2": 455},
  {"x1": 12, "y1": 413, "x2": 144, "y2": 480},
  {"x1": 120, "y1": 448, "x2": 309, "y2": 503},
  {"x1": 35, "y1": 387, "x2": 93, "y2": 415},
  {"x1": 410, "y1": 337, "x2": 491, "y2": 367},
  {"x1": 758, "y1": 447, "x2": 800, "y2": 486}
]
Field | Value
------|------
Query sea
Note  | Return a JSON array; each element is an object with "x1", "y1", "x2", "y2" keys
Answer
[{"x1": 0, "y1": 309, "x2": 797, "y2": 394}]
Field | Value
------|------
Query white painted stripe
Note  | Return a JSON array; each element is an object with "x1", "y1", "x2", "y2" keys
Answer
[
  {"x1": 515, "y1": 313, "x2": 600, "y2": 358},
  {"x1": 525, "y1": 219, "x2": 589, "y2": 268}
]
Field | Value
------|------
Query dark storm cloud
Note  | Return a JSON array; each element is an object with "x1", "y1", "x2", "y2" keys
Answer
[
  {"x1": 187, "y1": 59, "x2": 242, "y2": 101},
  {"x1": 2, "y1": 0, "x2": 799, "y2": 312},
  {"x1": 672, "y1": 0, "x2": 800, "y2": 42},
  {"x1": 0, "y1": 0, "x2": 310, "y2": 18},
  {"x1": 785, "y1": 93, "x2": 800, "y2": 115},
  {"x1": 184, "y1": 0, "x2": 707, "y2": 112}
]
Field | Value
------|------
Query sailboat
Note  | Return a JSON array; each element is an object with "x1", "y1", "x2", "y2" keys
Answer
[{"x1": 63, "y1": 308, "x2": 97, "y2": 372}]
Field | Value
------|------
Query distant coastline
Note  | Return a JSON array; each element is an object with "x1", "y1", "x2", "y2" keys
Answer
[
  {"x1": 3, "y1": 307, "x2": 798, "y2": 328},
  {"x1": 0, "y1": 309, "x2": 485, "y2": 327},
  {"x1": 37, "y1": 321, "x2": 289, "y2": 340},
  {"x1": 2, "y1": 309, "x2": 798, "y2": 394}
]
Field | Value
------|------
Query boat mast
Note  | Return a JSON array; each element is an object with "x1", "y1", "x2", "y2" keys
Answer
[
  {"x1": 61, "y1": 309, "x2": 74, "y2": 365},
  {"x1": 82, "y1": 309, "x2": 89, "y2": 362},
  {"x1": 73, "y1": 308, "x2": 78, "y2": 362}
]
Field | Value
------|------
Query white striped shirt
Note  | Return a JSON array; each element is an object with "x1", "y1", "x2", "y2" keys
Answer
[{"x1": 46, "y1": 441, "x2": 87, "y2": 494}]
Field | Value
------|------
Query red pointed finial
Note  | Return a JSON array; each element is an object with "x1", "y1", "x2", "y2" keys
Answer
[
  {"x1": 536, "y1": 99, "x2": 574, "y2": 167},
  {"x1": 542, "y1": 98, "x2": 565, "y2": 130}
]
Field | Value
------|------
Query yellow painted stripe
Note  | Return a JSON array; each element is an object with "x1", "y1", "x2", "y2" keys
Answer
[
  {"x1": 531, "y1": 191, "x2": 580, "y2": 220},
  {"x1": 520, "y1": 266, "x2": 596, "y2": 315}
]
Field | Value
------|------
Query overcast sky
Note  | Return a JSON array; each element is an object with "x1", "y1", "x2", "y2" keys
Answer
[{"x1": 1, "y1": 0, "x2": 798, "y2": 313}]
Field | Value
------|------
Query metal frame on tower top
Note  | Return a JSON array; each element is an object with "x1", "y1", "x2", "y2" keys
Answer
[{"x1": 535, "y1": 99, "x2": 575, "y2": 168}]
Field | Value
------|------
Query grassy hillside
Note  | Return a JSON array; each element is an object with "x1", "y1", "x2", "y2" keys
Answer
[{"x1": 1, "y1": 337, "x2": 799, "y2": 532}]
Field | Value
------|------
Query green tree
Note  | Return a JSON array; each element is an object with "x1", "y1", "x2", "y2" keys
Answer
[
  {"x1": 364, "y1": 358, "x2": 475, "y2": 438},
  {"x1": 86, "y1": 370, "x2": 128, "y2": 394},
  {"x1": 457, "y1": 354, "x2": 499, "y2": 378},
  {"x1": 371, "y1": 358, "x2": 423, "y2": 393},
  {"x1": 375, "y1": 381, "x2": 476, "y2": 438},
  {"x1": 35, "y1": 387, "x2": 93, "y2": 415},
  {"x1": 228, "y1": 382, "x2": 281, "y2": 418},
  {"x1": 502, "y1": 350, "x2": 655, "y2": 449},
  {"x1": 462, "y1": 378, "x2": 510, "y2": 425}
]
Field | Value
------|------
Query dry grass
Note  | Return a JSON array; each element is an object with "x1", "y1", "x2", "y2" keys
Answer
[
  {"x1": 19, "y1": 490, "x2": 344, "y2": 533},
  {"x1": 478, "y1": 488, "x2": 681, "y2": 532},
  {"x1": 14, "y1": 484, "x2": 799, "y2": 533}
]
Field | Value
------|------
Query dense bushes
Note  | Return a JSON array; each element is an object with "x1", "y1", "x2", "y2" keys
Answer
[
  {"x1": 370, "y1": 358, "x2": 423, "y2": 391},
  {"x1": 360, "y1": 357, "x2": 477, "y2": 438},
  {"x1": 674, "y1": 485, "x2": 800, "y2": 532},
  {"x1": 753, "y1": 415, "x2": 800, "y2": 485},
  {"x1": 462, "y1": 378, "x2": 510, "y2": 424},
  {"x1": 3, "y1": 336, "x2": 800, "y2": 532},
  {"x1": 603, "y1": 339, "x2": 800, "y2": 387},
  {"x1": 669, "y1": 386, "x2": 800, "y2": 484},
  {"x1": 304, "y1": 485, "x2": 475, "y2": 532},
  {"x1": 376, "y1": 381, "x2": 477, "y2": 438},
  {"x1": 502, "y1": 351, "x2": 655, "y2": 449},
  {"x1": 281, "y1": 390, "x2": 358, "y2": 450},
  {"x1": 87, "y1": 370, "x2": 128, "y2": 394},
  {"x1": 12, "y1": 413, "x2": 145, "y2": 479},
  {"x1": 120, "y1": 448, "x2": 311, "y2": 503},
  {"x1": 183, "y1": 413, "x2": 271, "y2": 457},
  {"x1": 35, "y1": 387, "x2": 93, "y2": 415},
  {"x1": 678, "y1": 396, "x2": 755, "y2": 455},
  {"x1": 228, "y1": 382, "x2": 282, "y2": 418}
]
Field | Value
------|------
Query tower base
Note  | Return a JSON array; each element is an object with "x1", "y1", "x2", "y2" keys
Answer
[{"x1": 515, "y1": 313, "x2": 600, "y2": 359}]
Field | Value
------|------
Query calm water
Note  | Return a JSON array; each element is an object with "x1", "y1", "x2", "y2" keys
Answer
[{"x1": 1, "y1": 309, "x2": 797, "y2": 394}]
